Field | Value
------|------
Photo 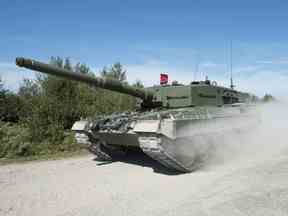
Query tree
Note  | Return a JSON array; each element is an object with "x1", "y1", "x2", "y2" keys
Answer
[
  {"x1": 35, "y1": 57, "x2": 83, "y2": 129},
  {"x1": 100, "y1": 62, "x2": 127, "y2": 82},
  {"x1": 0, "y1": 78, "x2": 5, "y2": 120},
  {"x1": 0, "y1": 79, "x2": 22, "y2": 122},
  {"x1": 0, "y1": 77, "x2": 4, "y2": 92},
  {"x1": 133, "y1": 80, "x2": 144, "y2": 88},
  {"x1": 21, "y1": 57, "x2": 103, "y2": 131},
  {"x1": 99, "y1": 63, "x2": 137, "y2": 111},
  {"x1": 50, "y1": 56, "x2": 63, "y2": 68},
  {"x1": 64, "y1": 58, "x2": 72, "y2": 70},
  {"x1": 262, "y1": 94, "x2": 275, "y2": 102},
  {"x1": 18, "y1": 79, "x2": 40, "y2": 98},
  {"x1": 74, "y1": 63, "x2": 90, "y2": 74}
]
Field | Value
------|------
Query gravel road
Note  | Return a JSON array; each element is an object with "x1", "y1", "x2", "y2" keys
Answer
[
  {"x1": 1, "y1": 104, "x2": 288, "y2": 216},
  {"x1": 1, "y1": 145, "x2": 288, "y2": 216}
]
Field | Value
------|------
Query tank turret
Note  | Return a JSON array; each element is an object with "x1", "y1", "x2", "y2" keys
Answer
[{"x1": 16, "y1": 57, "x2": 252, "y2": 109}]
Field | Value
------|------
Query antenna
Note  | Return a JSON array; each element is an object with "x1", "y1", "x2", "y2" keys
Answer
[
  {"x1": 230, "y1": 40, "x2": 235, "y2": 89},
  {"x1": 194, "y1": 51, "x2": 199, "y2": 81}
]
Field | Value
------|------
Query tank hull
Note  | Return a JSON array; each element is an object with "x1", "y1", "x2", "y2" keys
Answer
[{"x1": 72, "y1": 104, "x2": 259, "y2": 172}]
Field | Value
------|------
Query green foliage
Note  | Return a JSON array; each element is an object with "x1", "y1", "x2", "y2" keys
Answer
[
  {"x1": 0, "y1": 78, "x2": 23, "y2": 122},
  {"x1": 133, "y1": 79, "x2": 144, "y2": 88},
  {"x1": 99, "y1": 63, "x2": 135, "y2": 112},
  {"x1": 0, "y1": 121, "x2": 30, "y2": 158},
  {"x1": 100, "y1": 62, "x2": 127, "y2": 81},
  {"x1": 0, "y1": 57, "x2": 138, "y2": 159},
  {"x1": 19, "y1": 79, "x2": 40, "y2": 97},
  {"x1": 0, "y1": 121, "x2": 80, "y2": 159},
  {"x1": 262, "y1": 94, "x2": 275, "y2": 102},
  {"x1": 0, "y1": 77, "x2": 4, "y2": 93}
]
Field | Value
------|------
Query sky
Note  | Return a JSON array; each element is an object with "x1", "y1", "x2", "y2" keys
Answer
[{"x1": 1, "y1": 0, "x2": 288, "y2": 97}]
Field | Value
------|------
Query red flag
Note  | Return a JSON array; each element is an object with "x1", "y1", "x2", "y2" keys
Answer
[{"x1": 160, "y1": 73, "x2": 168, "y2": 85}]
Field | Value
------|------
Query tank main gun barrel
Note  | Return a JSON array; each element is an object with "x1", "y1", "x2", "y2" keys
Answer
[{"x1": 16, "y1": 57, "x2": 154, "y2": 101}]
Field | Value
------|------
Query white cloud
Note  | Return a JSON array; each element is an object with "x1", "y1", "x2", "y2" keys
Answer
[
  {"x1": 256, "y1": 57, "x2": 288, "y2": 65},
  {"x1": 233, "y1": 65, "x2": 263, "y2": 78},
  {"x1": 256, "y1": 60, "x2": 274, "y2": 64},
  {"x1": 201, "y1": 61, "x2": 219, "y2": 68}
]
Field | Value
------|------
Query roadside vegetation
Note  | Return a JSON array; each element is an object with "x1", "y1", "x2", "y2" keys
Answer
[{"x1": 0, "y1": 57, "x2": 138, "y2": 161}]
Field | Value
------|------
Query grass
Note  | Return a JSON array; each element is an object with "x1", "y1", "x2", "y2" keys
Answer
[
  {"x1": 0, "y1": 121, "x2": 90, "y2": 165},
  {"x1": 0, "y1": 148, "x2": 89, "y2": 166}
]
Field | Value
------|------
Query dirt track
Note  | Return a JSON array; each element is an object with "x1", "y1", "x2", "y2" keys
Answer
[
  {"x1": 0, "y1": 148, "x2": 288, "y2": 216},
  {"x1": 1, "y1": 104, "x2": 288, "y2": 216}
]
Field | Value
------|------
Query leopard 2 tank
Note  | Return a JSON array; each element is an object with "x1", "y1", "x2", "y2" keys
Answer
[{"x1": 16, "y1": 57, "x2": 257, "y2": 172}]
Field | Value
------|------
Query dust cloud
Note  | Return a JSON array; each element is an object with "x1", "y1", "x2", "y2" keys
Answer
[
  {"x1": 174, "y1": 101, "x2": 288, "y2": 171},
  {"x1": 206, "y1": 101, "x2": 288, "y2": 169}
]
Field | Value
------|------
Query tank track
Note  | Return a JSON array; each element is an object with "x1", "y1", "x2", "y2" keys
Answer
[
  {"x1": 139, "y1": 136, "x2": 192, "y2": 173},
  {"x1": 74, "y1": 132, "x2": 115, "y2": 161},
  {"x1": 75, "y1": 132, "x2": 204, "y2": 172},
  {"x1": 87, "y1": 141, "x2": 113, "y2": 161}
]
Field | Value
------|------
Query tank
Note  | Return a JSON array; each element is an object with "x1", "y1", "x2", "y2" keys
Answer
[{"x1": 16, "y1": 57, "x2": 257, "y2": 172}]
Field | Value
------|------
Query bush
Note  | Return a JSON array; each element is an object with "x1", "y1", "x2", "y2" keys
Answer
[
  {"x1": 0, "y1": 121, "x2": 82, "y2": 159},
  {"x1": 0, "y1": 121, "x2": 30, "y2": 158}
]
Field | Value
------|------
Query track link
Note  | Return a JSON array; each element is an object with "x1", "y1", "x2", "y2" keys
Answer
[
  {"x1": 74, "y1": 132, "x2": 114, "y2": 161},
  {"x1": 88, "y1": 142, "x2": 113, "y2": 161},
  {"x1": 139, "y1": 136, "x2": 191, "y2": 173}
]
